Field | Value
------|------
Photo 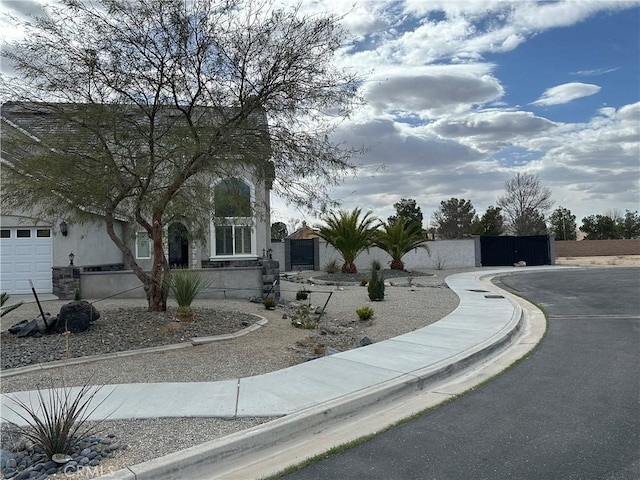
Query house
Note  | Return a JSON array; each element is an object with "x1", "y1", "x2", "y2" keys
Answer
[{"x1": 0, "y1": 102, "x2": 279, "y2": 299}]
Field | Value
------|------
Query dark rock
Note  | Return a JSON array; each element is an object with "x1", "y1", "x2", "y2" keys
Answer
[
  {"x1": 3, "y1": 469, "x2": 17, "y2": 478},
  {"x1": 41, "y1": 461, "x2": 57, "y2": 471},
  {"x1": 89, "y1": 459, "x2": 100, "y2": 466},
  {"x1": 324, "y1": 347, "x2": 342, "y2": 356},
  {"x1": 352, "y1": 336, "x2": 374, "y2": 349},
  {"x1": 86, "y1": 451, "x2": 98, "y2": 460},
  {"x1": 8, "y1": 320, "x2": 28, "y2": 334},
  {"x1": 105, "y1": 443, "x2": 121, "y2": 452},
  {"x1": 55, "y1": 301, "x2": 100, "y2": 333}
]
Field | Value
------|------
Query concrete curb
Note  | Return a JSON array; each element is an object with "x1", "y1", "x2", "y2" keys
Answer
[
  {"x1": 100, "y1": 271, "x2": 530, "y2": 480},
  {"x1": 0, "y1": 315, "x2": 268, "y2": 379}
]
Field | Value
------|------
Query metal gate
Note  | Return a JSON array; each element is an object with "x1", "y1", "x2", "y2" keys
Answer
[
  {"x1": 480, "y1": 235, "x2": 551, "y2": 266},
  {"x1": 289, "y1": 239, "x2": 316, "y2": 270}
]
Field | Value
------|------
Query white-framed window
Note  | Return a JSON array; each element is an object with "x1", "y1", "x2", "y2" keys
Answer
[
  {"x1": 211, "y1": 178, "x2": 255, "y2": 257},
  {"x1": 136, "y1": 232, "x2": 151, "y2": 259}
]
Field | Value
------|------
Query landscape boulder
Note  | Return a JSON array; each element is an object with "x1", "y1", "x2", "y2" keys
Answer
[
  {"x1": 9, "y1": 313, "x2": 56, "y2": 337},
  {"x1": 55, "y1": 301, "x2": 100, "y2": 333}
]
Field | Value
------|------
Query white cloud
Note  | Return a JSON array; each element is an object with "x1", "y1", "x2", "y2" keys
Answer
[
  {"x1": 571, "y1": 67, "x2": 619, "y2": 76},
  {"x1": 531, "y1": 83, "x2": 601, "y2": 106},
  {"x1": 363, "y1": 64, "x2": 504, "y2": 117},
  {"x1": 431, "y1": 110, "x2": 557, "y2": 152}
]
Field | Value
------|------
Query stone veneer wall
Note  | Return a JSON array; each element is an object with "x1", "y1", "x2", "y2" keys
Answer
[
  {"x1": 52, "y1": 267, "x2": 80, "y2": 300},
  {"x1": 261, "y1": 259, "x2": 280, "y2": 299}
]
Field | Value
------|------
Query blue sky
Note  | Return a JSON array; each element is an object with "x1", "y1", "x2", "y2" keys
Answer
[{"x1": 2, "y1": 0, "x2": 638, "y2": 233}]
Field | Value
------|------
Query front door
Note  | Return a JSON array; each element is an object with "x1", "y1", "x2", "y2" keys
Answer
[{"x1": 168, "y1": 223, "x2": 189, "y2": 268}]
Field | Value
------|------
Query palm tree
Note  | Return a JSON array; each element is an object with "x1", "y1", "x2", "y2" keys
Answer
[
  {"x1": 317, "y1": 208, "x2": 378, "y2": 274},
  {"x1": 375, "y1": 218, "x2": 428, "y2": 270}
]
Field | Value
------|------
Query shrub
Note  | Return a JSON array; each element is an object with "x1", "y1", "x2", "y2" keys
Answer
[
  {"x1": 356, "y1": 306, "x2": 374, "y2": 321},
  {"x1": 166, "y1": 270, "x2": 213, "y2": 321},
  {"x1": 290, "y1": 305, "x2": 318, "y2": 329},
  {"x1": 263, "y1": 296, "x2": 277, "y2": 309},
  {"x1": 324, "y1": 259, "x2": 340, "y2": 274},
  {"x1": 367, "y1": 268, "x2": 385, "y2": 301},
  {"x1": 296, "y1": 289, "x2": 309, "y2": 301},
  {"x1": 359, "y1": 277, "x2": 369, "y2": 287},
  {"x1": 3, "y1": 382, "x2": 112, "y2": 459}
]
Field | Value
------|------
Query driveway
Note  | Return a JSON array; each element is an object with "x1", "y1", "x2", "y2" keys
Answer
[{"x1": 282, "y1": 267, "x2": 640, "y2": 480}]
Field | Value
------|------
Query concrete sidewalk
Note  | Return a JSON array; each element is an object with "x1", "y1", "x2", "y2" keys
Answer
[{"x1": 1, "y1": 267, "x2": 563, "y2": 479}]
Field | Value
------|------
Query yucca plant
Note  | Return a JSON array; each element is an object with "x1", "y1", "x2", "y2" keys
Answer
[
  {"x1": 165, "y1": 270, "x2": 213, "y2": 321},
  {"x1": 317, "y1": 208, "x2": 378, "y2": 274},
  {"x1": 3, "y1": 382, "x2": 111, "y2": 459},
  {"x1": 374, "y1": 218, "x2": 429, "y2": 270}
]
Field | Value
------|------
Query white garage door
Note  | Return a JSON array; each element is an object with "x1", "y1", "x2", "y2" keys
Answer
[{"x1": 0, "y1": 227, "x2": 53, "y2": 294}]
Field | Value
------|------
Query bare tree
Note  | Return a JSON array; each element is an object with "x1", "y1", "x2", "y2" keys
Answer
[
  {"x1": 0, "y1": 0, "x2": 362, "y2": 310},
  {"x1": 497, "y1": 173, "x2": 553, "y2": 236}
]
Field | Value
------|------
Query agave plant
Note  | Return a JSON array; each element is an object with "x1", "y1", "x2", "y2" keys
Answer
[
  {"x1": 374, "y1": 218, "x2": 429, "y2": 270},
  {"x1": 317, "y1": 208, "x2": 378, "y2": 274},
  {"x1": 165, "y1": 270, "x2": 213, "y2": 321}
]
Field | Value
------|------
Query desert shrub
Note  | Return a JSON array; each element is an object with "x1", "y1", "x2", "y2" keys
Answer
[
  {"x1": 291, "y1": 305, "x2": 318, "y2": 329},
  {"x1": 324, "y1": 259, "x2": 340, "y2": 274},
  {"x1": 263, "y1": 297, "x2": 277, "y2": 309},
  {"x1": 3, "y1": 382, "x2": 111, "y2": 458},
  {"x1": 367, "y1": 268, "x2": 385, "y2": 301},
  {"x1": 359, "y1": 277, "x2": 369, "y2": 287},
  {"x1": 296, "y1": 289, "x2": 309, "y2": 301},
  {"x1": 371, "y1": 259, "x2": 382, "y2": 271},
  {"x1": 356, "y1": 306, "x2": 374, "y2": 321}
]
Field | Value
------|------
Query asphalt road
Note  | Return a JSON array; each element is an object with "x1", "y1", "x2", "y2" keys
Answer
[{"x1": 283, "y1": 267, "x2": 640, "y2": 480}]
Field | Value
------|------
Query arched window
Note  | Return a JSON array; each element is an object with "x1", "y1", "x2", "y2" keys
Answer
[{"x1": 212, "y1": 178, "x2": 254, "y2": 257}]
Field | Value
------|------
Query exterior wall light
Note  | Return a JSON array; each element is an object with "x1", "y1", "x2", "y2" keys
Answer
[
  {"x1": 69, "y1": 252, "x2": 75, "y2": 266},
  {"x1": 60, "y1": 220, "x2": 68, "y2": 236}
]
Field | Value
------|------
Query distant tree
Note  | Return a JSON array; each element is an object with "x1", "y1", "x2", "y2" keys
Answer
[
  {"x1": 374, "y1": 219, "x2": 429, "y2": 270},
  {"x1": 432, "y1": 198, "x2": 476, "y2": 239},
  {"x1": 549, "y1": 207, "x2": 577, "y2": 240},
  {"x1": 580, "y1": 210, "x2": 640, "y2": 240},
  {"x1": 580, "y1": 214, "x2": 620, "y2": 240},
  {"x1": 388, "y1": 198, "x2": 424, "y2": 231},
  {"x1": 620, "y1": 210, "x2": 640, "y2": 239},
  {"x1": 472, "y1": 206, "x2": 504, "y2": 236},
  {"x1": 511, "y1": 208, "x2": 548, "y2": 236},
  {"x1": 497, "y1": 173, "x2": 553, "y2": 236},
  {"x1": 317, "y1": 208, "x2": 378, "y2": 274},
  {"x1": 271, "y1": 222, "x2": 288, "y2": 240}
]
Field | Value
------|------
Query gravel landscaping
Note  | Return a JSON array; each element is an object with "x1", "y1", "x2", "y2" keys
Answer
[
  {"x1": 1, "y1": 267, "x2": 474, "y2": 479},
  {"x1": 1, "y1": 307, "x2": 257, "y2": 370}
]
